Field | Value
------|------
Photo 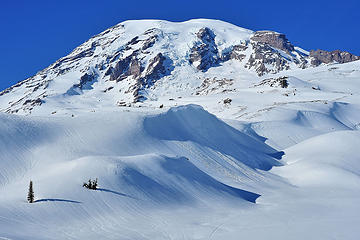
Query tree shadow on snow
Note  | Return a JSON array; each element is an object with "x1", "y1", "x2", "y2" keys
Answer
[
  {"x1": 34, "y1": 198, "x2": 81, "y2": 204},
  {"x1": 96, "y1": 188, "x2": 137, "y2": 199}
]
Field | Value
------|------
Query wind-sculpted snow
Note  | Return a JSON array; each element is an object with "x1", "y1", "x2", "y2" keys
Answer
[
  {"x1": 0, "y1": 105, "x2": 277, "y2": 239},
  {"x1": 0, "y1": 100, "x2": 359, "y2": 239},
  {"x1": 274, "y1": 130, "x2": 360, "y2": 187},
  {"x1": 121, "y1": 155, "x2": 260, "y2": 203},
  {"x1": 144, "y1": 105, "x2": 283, "y2": 170}
]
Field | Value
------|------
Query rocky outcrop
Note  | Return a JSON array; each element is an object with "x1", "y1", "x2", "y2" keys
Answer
[
  {"x1": 141, "y1": 53, "x2": 168, "y2": 87},
  {"x1": 189, "y1": 27, "x2": 219, "y2": 71},
  {"x1": 251, "y1": 31, "x2": 295, "y2": 54},
  {"x1": 133, "y1": 53, "x2": 173, "y2": 102},
  {"x1": 75, "y1": 73, "x2": 97, "y2": 89},
  {"x1": 244, "y1": 31, "x2": 310, "y2": 76},
  {"x1": 5, "y1": 95, "x2": 45, "y2": 114},
  {"x1": 141, "y1": 32, "x2": 158, "y2": 50},
  {"x1": 195, "y1": 77, "x2": 234, "y2": 95},
  {"x1": 310, "y1": 49, "x2": 360, "y2": 66},
  {"x1": 245, "y1": 42, "x2": 290, "y2": 76},
  {"x1": 104, "y1": 29, "x2": 165, "y2": 84},
  {"x1": 23, "y1": 98, "x2": 43, "y2": 108},
  {"x1": 221, "y1": 43, "x2": 248, "y2": 62},
  {"x1": 106, "y1": 53, "x2": 142, "y2": 82},
  {"x1": 65, "y1": 72, "x2": 98, "y2": 95},
  {"x1": 52, "y1": 41, "x2": 99, "y2": 70},
  {"x1": 254, "y1": 76, "x2": 289, "y2": 88},
  {"x1": 124, "y1": 29, "x2": 161, "y2": 52}
]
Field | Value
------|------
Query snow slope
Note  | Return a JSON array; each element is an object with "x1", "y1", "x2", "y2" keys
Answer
[
  {"x1": 0, "y1": 101, "x2": 359, "y2": 239},
  {"x1": 0, "y1": 105, "x2": 283, "y2": 239}
]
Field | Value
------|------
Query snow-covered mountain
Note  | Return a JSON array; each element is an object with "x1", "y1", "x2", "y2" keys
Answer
[
  {"x1": 1, "y1": 19, "x2": 358, "y2": 115},
  {"x1": 1, "y1": 19, "x2": 360, "y2": 239}
]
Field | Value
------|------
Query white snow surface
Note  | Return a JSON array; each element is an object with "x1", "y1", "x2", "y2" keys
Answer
[{"x1": 0, "y1": 19, "x2": 360, "y2": 239}]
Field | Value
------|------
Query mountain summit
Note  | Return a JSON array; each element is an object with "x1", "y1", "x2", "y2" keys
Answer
[{"x1": 0, "y1": 19, "x2": 359, "y2": 114}]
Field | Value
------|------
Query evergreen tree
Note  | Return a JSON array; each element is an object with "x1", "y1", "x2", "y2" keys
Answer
[
  {"x1": 280, "y1": 79, "x2": 288, "y2": 88},
  {"x1": 27, "y1": 180, "x2": 34, "y2": 203},
  {"x1": 83, "y1": 178, "x2": 98, "y2": 190},
  {"x1": 92, "y1": 178, "x2": 98, "y2": 190}
]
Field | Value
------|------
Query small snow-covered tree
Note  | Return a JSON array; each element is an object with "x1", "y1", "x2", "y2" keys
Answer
[
  {"x1": 92, "y1": 178, "x2": 98, "y2": 190},
  {"x1": 27, "y1": 180, "x2": 34, "y2": 203},
  {"x1": 83, "y1": 178, "x2": 98, "y2": 190},
  {"x1": 280, "y1": 78, "x2": 288, "y2": 88}
]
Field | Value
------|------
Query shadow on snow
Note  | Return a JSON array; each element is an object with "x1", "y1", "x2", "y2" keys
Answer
[{"x1": 34, "y1": 198, "x2": 81, "y2": 204}]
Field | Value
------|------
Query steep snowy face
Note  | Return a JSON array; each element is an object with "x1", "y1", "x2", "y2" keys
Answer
[{"x1": 0, "y1": 19, "x2": 359, "y2": 115}]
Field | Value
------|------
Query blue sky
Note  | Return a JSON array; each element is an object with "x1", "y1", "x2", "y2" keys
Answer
[{"x1": 1, "y1": 0, "x2": 359, "y2": 91}]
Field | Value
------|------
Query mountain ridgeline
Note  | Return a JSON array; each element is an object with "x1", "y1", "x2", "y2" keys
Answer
[{"x1": 0, "y1": 19, "x2": 358, "y2": 114}]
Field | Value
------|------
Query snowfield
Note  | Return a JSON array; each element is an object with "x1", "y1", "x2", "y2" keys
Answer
[
  {"x1": 0, "y1": 100, "x2": 359, "y2": 239},
  {"x1": 0, "y1": 19, "x2": 360, "y2": 239}
]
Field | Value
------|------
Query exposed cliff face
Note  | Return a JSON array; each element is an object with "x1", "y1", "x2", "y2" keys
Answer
[
  {"x1": 188, "y1": 29, "x2": 309, "y2": 76},
  {"x1": 189, "y1": 27, "x2": 219, "y2": 71},
  {"x1": 105, "y1": 53, "x2": 142, "y2": 82},
  {"x1": 221, "y1": 43, "x2": 248, "y2": 62},
  {"x1": 251, "y1": 31, "x2": 295, "y2": 54},
  {"x1": 243, "y1": 31, "x2": 308, "y2": 76},
  {"x1": 133, "y1": 53, "x2": 173, "y2": 102},
  {"x1": 245, "y1": 41, "x2": 290, "y2": 76},
  {"x1": 310, "y1": 49, "x2": 360, "y2": 66},
  {"x1": 141, "y1": 53, "x2": 171, "y2": 87},
  {"x1": 0, "y1": 19, "x2": 358, "y2": 115}
]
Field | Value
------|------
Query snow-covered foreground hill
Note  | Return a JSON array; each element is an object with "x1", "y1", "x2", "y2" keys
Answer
[
  {"x1": 0, "y1": 101, "x2": 359, "y2": 239},
  {"x1": 0, "y1": 19, "x2": 360, "y2": 239}
]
